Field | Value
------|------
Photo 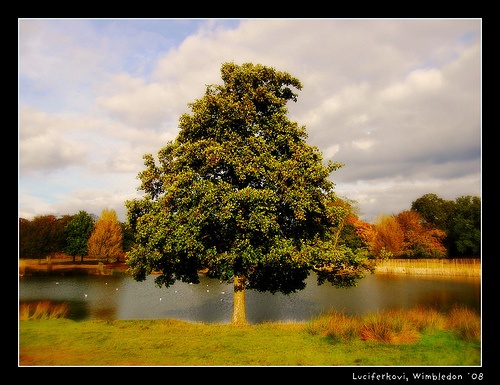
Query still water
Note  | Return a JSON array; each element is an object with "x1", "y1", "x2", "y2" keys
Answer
[{"x1": 19, "y1": 273, "x2": 480, "y2": 324}]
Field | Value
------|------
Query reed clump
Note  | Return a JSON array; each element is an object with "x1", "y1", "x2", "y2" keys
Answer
[
  {"x1": 360, "y1": 309, "x2": 420, "y2": 343},
  {"x1": 306, "y1": 309, "x2": 361, "y2": 343},
  {"x1": 306, "y1": 305, "x2": 479, "y2": 344},
  {"x1": 446, "y1": 305, "x2": 481, "y2": 341},
  {"x1": 19, "y1": 301, "x2": 69, "y2": 320}
]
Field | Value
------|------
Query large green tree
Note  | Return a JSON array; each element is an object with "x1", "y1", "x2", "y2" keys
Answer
[{"x1": 126, "y1": 62, "x2": 373, "y2": 324}]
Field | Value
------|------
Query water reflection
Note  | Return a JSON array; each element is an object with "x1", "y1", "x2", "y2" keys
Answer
[{"x1": 19, "y1": 273, "x2": 480, "y2": 323}]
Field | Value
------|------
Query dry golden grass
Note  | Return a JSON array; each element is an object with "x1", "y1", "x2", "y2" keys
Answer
[
  {"x1": 360, "y1": 309, "x2": 420, "y2": 343},
  {"x1": 375, "y1": 258, "x2": 480, "y2": 276},
  {"x1": 307, "y1": 306, "x2": 479, "y2": 344},
  {"x1": 446, "y1": 305, "x2": 481, "y2": 341},
  {"x1": 405, "y1": 306, "x2": 446, "y2": 332},
  {"x1": 307, "y1": 309, "x2": 360, "y2": 342},
  {"x1": 19, "y1": 301, "x2": 69, "y2": 321}
]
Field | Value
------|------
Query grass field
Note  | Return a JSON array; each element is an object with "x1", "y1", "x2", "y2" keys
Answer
[{"x1": 19, "y1": 304, "x2": 480, "y2": 366}]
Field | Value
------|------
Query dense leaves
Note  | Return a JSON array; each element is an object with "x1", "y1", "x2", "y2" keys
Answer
[
  {"x1": 448, "y1": 196, "x2": 481, "y2": 256},
  {"x1": 65, "y1": 210, "x2": 95, "y2": 263},
  {"x1": 19, "y1": 215, "x2": 72, "y2": 259},
  {"x1": 87, "y1": 209, "x2": 123, "y2": 263},
  {"x1": 19, "y1": 211, "x2": 132, "y2": 263},
  {"x1": 126, "y1": 62, "x2": 373, "y2": 319},
  {"x1": 357, "y1": 211, "x2": 447, "y2": 259},
  {"x1": 411, "y1": 194, "x2": 481, "y2": 257}
]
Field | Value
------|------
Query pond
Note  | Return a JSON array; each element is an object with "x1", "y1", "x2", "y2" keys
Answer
[{"x1": 19, "y1": 272, "x2": 480, "y2": 324}]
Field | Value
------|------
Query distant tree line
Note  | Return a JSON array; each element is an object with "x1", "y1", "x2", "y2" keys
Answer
[
  {"x1": 19, "y1": 209, "x2": 134, "y2": 263},
  {"x1": 345, "y1": 193, "x2": 481, "y2": 259},
  {"x1": 18, "y1": 193, "x2": 480, "y2": 262}
]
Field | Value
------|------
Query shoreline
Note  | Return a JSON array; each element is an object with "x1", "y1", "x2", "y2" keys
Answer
[
  {"x1": 19, "y1": 258, "x2": 480, "y2": 278},
  {"x1": 374, "y1": 258, "x2": 480, "y2": 277}
]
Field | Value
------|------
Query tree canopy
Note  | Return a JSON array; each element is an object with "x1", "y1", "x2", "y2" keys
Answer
[{"x1": 125, "y1": 62, "x2": 373, "y2": 324}]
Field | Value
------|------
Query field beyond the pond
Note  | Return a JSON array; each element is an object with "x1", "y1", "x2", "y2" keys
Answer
[
  {"x1": 19, "y1": 257, "x2": 481, "y2": 277},
  {"x1": 374, "y1": 258, "x2": 480, "y2": 277}
]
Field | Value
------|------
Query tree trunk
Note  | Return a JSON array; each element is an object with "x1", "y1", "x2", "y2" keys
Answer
[{"x1": 231, "y1": 274, "x2": 247, "y2": 325}]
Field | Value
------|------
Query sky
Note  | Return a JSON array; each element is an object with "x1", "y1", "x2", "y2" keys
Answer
[{"x1": 18, "y1": 18, "x2": 481, "y2": 224}]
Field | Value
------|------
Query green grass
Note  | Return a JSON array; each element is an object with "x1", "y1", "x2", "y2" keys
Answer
[{"x1": 19, "y1": 305, "x2": 480, "y2": 366}]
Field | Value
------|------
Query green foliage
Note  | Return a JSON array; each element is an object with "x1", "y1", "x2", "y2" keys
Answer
[
  {"x1": 411, "y1": 193, "x2": 481, "y2": 257},
  {"x1": 65, "y1": 210, "x2": 95, "y2": 259},
  {"x1": 126, "y1": 62, "x2": 371, "y2": 300},
  {"x1": 120, "y1": 222, "x2": 135, "y2": 252},
  {"x1": 411, "y1": 193, "x2": 453, "y2": 230},
  {"x1": 449, "y1": 196, "x2": 481, "y2": 256}
]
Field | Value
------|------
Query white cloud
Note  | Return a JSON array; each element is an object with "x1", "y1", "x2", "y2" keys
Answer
[
  {"x1": 379, "y1": 68, "x2": 444, "y2": 101},
  {"x1": 351, "y1": 139, "x2": 375, "y2": 151},
  {"x1": 18, "y1": 19, "x2": 481, "y2": 223},
  {"x1": 96, "y1": 73, "x2": 182, "y2": 129},
  {"x1": 19, "y1": 106, "x2": 88, "y2": 174}
]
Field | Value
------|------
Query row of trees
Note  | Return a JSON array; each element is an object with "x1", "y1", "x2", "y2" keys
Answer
[
  {"x1": 18, "y1": 192, "x2": 480, "y2": 263},
  {"x1": 19, "y1": 209, "x2": 133, "y2": 263},
  {"x1": 346, "y1": 193, "x2": 480, "y2": 259}
]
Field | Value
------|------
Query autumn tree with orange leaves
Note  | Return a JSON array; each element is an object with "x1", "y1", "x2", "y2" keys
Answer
[
  {"x1": 87, "y1": 209, "x2": 123, "y2": 263},
  {"x1": 395, "y1": 210, "x2": 447, "y2": 258},
  {"x1": 358, "y1": 211, "x2": 447, "y2": 259},
  {"x1": 368, "y1": 214, "x2": 406, "y2": 259}
]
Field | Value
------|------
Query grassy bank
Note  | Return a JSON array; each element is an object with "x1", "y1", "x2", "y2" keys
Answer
[{"x1": 19, "y1": 304, "x2": 480, "y2": 366}]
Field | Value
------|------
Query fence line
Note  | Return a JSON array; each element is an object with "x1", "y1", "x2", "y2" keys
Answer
[{"x1": 374, "y1": 258, "x2": 480, "y2": 277}]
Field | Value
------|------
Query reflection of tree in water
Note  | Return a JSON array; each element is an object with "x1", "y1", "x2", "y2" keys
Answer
[
  {"x1": 61, "y1": 299, "x2": 90, "y2": 321},
  {"x1": 417, "y1": 286, "x2": 480, "y2": 314},
  {"x1": 63, "y1": 299, "x2": 118, "y2": 321},
  {"x1": 92, "y1": 307, "x2": 117, "y2": 321}
]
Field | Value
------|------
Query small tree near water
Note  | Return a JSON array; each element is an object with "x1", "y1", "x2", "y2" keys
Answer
[{"x1": 125, "y1": 62, "x2": 373, "y2": 324}]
